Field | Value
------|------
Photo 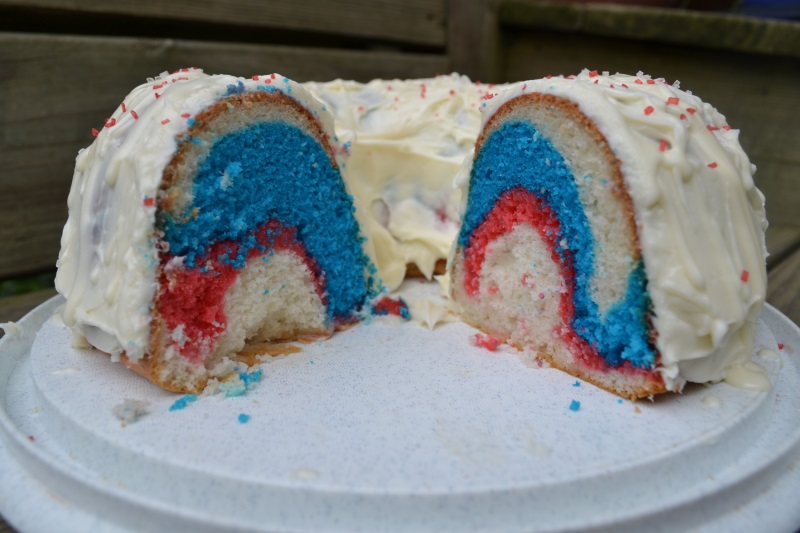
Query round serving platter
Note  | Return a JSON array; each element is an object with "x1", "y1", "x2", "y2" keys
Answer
[{"x1": 1, "y1": 282, "x2": 799, "y2": 532}]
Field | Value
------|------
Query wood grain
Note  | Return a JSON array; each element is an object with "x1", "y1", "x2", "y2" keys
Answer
[
  {"x1": 0, "y1": 0, "x2": 447, "y2": 47},
  {"x1": 501, "y1": 31, "x2": 800, "y2": 228},
  {"x1": 498, "y1": 0, "x2": 800, "y2": 58},
  {"x1": 447, "y1": 0, "x2": 501, "y2": 82},
  {"x1": 767, "y1": 245, "x2": 800, "y2": 325},
  {"x1": 766, "y1": 227, "x2": 800, "y2": 270},
  {"x1": 0, "y1": 32, "x2": 448, "y2": 279}
]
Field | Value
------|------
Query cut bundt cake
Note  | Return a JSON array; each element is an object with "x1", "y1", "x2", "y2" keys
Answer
[
  {"x1": 56, "y1": 70, "x2": 375, "y2": 393},
  {"x1": 451, "y1": 70, "x2": 767, "y2": 399},
  {"x1": 304, "y1": 75, "x2": 509, "y2": 290}
]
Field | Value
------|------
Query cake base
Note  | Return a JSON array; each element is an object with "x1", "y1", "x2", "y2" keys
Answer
[{"x1": 1, "y1": 285, "x2": 799, "y2": 532}]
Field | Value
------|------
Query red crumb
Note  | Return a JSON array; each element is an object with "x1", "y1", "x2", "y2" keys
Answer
[
  {"x1": 644, "y1": 106, "x2": 655, "y2": 115},
  {"x1": 371, "y1": 296, "x2": 410, "y2": 320},
  {"x1": 487, "y1": 286, "x2": 499, "y2": 294},
  {"x1": 521, "y1": 273, "x2": 529, "y2": 286},
  {"x1": 435, "y1": 206, "x2": 450, "y2": 224},
  {"x1": 143, "y1": 197, "x2": 155, "y2": 207},
  {"x1": 778, "y1": 343, "x2": 784, "y2": 350},
  {"x1": 741, "y1": 270, "x2": 749, "y2": 282},
  {"x1": 471, "y1": 333, "x2": 503, "y2": 352},
  {"x1": 708, "y1": 162, "x2": 718, "y2": 169}
]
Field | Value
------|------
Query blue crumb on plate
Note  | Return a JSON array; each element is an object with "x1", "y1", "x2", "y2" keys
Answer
[
  {"x1": 169, "y1": 394, "x2": 198, "y2": 412},
  {"x1": 238, "y1": 413, "x2": 250, "y2": 424},
  {"x1": 573, "y1": 381, "x2": 581, "y2": 387},
  {"x1": 569, "y1": 400, "x2": 581, "y2": 412}
]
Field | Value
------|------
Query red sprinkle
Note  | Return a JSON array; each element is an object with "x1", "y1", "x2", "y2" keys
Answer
[
  {"x1": 252, "y1": 75, "x2": 259, "y2": 80},
  {"x1": 161, "y1": 118, "x2": 170, "y2": 125},
  {"x1": 28, "y1": 436, "x2": 35, "y2": 442},
  {"x1": 659, "y1": 139, "x2": 668, "y2": 152},
  {"x1": 708, "y1": 125, "x2": 720, "y2": 131},
  {"x1": 589, "y1": 70, "x2": 598, "y2": 77},
  {"x1": 181, "y1": 113, "x2": 191, "y2": 118},
  {"x1": 680, "y1": 114, "x2": 687, "y2": 120},
  {"x1": 708, "y1": 162, "x2": 718, "y2": 169},
  {"x1": 778, "y1": 343, "x2": 785, "y2": 350},
  {"x1": 471, "y1": 333, "x2": 503, "y2": 352},
  {"x1": 449, "y1": 89, "x2": 455, "y2": 95},
  {"x1": 594, "y1": 80, "x2": 599, "y2": 84},
  {"x1": 104, "y1": 117, "x2": 116, "y2": 128},
  {"x1": 155, "y1": 93, "x2": 161, "y2": 99},
  {"x1": 91, "y1": 128, "x2": 99, "y2": 137},
  {"x1": 621, "y1": 83, "x2": 629, "y2": 88},
  {"x1": 647, "y1": 79, "x2": 656, "y2": 84},
  {"x1": 741, "y1": 270, "x2": 749, "y2": 282},
  {"x1": 666, "y1": 97, "x2": 680, "y2": 105},
  {"x1": 635, "y1": 79, "x2": 643, "y2": 85},
  {"x1": 271, "y1": 73, "x2": 276, "y2": 79},
  {"x1": 131, "y1": 110, "x2": 139, "y2": 120},
  {"x1": 121, "y1": 102, "x2": 127, "y2": 112},
  {"x1": 143, "y1": 197, "x2": 155, "y2": 207},
  {"x1": 644, "y1": 106, "x2": 655, "y2": 115},
  {"x1": 546, "y1": 75, "x2": 552, "y2": 79},
  {"x1": 687, "y1": 108, "x2": 696, "y2": 115}
]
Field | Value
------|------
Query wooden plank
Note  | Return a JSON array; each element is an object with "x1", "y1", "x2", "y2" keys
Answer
[
  {"x1": 0, "y1": 288, "x2": 57, "y2": 329},
  {"x1": 0, "y1": 0, "x2": 447, "y2": 47},
  {"x1": 0, "y1": 32, "x2": 448, "y2": 279},
  {"x1": 767, "y1": 245, "x2": 800, "y2": 326},
  {"x1": 766, "y1": 227, "x2": 800, "y2": 270},
  {"x1": 447, "y1": 0, "x2": 501, "y2": 82},
  {"x1": 498, "y1": 0, "x2": 800, "y2": 58},
  {"x1": 0, "y1": 516, "x2": 14, "y2": 533},
  {"x1": 501, "y1": 31, "x2": 800, "y2": 228}
]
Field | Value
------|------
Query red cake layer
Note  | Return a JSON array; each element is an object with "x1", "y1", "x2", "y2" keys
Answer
[
  {"x1": 157, "y1": 220, "x2": 325, "y2": 362},
  {"x1": 462, "y1": 187, "x2": 656, "y2": 378}
]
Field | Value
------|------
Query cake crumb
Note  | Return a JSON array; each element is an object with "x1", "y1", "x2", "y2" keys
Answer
[
  {"x1": 113, "y1": 399, "x2": 150, "y2": 425},
  {"x1": 219, "y1": 369, "x2": 263, "y2": 398},
  {"x1": 569, "y1": 400, "x2": 581, "y2": 412},
  {"x1": 169, "y1": 394, "x2": 198, "y2": 411},
  {"x1": 0, "y1": 321, "x2": 22, "y2": 338},
  {"x1": 371, "y1": 296, "x2": 411, "y2": 320},
  {"x1": 471, "y1": 333, "x2": 503, "y2": 351}
]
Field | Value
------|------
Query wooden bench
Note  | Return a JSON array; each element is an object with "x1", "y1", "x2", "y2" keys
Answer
[{"x1": 1, "y1": 1, "x2": 798, "y2": 529}]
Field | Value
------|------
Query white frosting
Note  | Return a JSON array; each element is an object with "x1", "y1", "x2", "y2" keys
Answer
[
  {"x1": 55, "y1": 70, "x2": 341, "y2": 361},
  {"x1": 457, "y1": 70, "x2": 768, "y2": 388},
  {"x1": 305, "y1": 75, "x2": 509, "y2": 290}
]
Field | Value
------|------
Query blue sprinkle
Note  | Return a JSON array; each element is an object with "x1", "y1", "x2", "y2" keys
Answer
[
  {"x1": 263, "y1": 289, "x2": 270, "y2": 294},
  {"x1": 187, "y1": 118, "x2": 195, "y2": 127},
  {"x1": 169, "y1": 394, "x2": 198, "y2": 411},
  {"x1": 309, "y1": 360, "x2": 315, "y2": 365},
  {"x1": 238, "y1": 413, "x2": 250, "y2": 424},
  {"x1": 618, "y1": 399, "x2": 624, "y2": 404},
  {"x1": 569, "y1": 400, "x2": 581, "y2": 412},
  {"x1": 225, "y1": 80, "x2": 246, "y2": 95},
  {"x1": 573, "y1": 381, "x2": 581, "y2": 387}
]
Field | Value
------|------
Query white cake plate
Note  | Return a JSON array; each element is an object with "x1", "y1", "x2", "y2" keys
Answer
[{"x1": 1, "y1": 281, "x2": 800, "y2": 533}]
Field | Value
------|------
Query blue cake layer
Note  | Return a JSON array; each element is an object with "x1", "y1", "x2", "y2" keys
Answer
[
  {"x1": 162, "y1": 121, "x2": 372, "y2": 319},
  {"x1": 459, "y1": 121, "x2": 655, "y2": 368}
]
